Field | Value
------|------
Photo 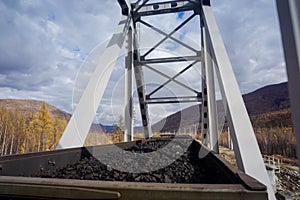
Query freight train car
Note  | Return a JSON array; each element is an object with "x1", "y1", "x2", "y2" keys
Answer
[{"x1": 0, "y1": 137, "x2": 267, "y2": 199}]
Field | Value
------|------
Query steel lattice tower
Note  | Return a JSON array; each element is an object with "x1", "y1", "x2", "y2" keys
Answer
[{"x1": 57, "y1": 1, "x2": 276, "y2": 199}]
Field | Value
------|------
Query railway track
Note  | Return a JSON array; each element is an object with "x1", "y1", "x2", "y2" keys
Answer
[{"x1": 0, "y1": 136, "x2": 268, "y2": 199}]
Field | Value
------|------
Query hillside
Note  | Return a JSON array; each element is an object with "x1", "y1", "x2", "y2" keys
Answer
[
  {"x1": 0, "y1": 82, "x2": 289, "y2": 133},
  {"x1": 152, "y1": 82, "x2": 290, "y2": 132},
  {"x1": 243, "y1": 82, "x2": 289, "y2": 115},
  {"x1": 0, "y1": 99, "x2": 71, "y2": 120}
]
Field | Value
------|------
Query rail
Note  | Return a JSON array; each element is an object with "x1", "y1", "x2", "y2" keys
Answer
[{"x1": 263, "y1": 155, "x2": 281, "y2": 173}]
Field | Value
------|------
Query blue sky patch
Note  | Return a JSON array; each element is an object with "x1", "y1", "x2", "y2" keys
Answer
[
  {"x1": 48, "y1": 11, "x2": 56, "y2": 22},
  {"x1": 177, "y1": 12, "x2": 184, "y2": 19}
]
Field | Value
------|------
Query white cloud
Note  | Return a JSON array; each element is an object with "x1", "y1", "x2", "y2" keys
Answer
[
  {"x1": 211, "y1": 0, "x2": 286, "y2": 93},
  {"x1": 0, "y1": 0, "x2": 121, "y2": 114},
  {"x1": 0, "y1": 0, "x2": 287, "y2": 127}
]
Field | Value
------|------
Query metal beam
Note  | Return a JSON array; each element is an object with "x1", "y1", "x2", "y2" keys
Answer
[
  {"x1": 140, "y1": 20, "x2": 199, "y2": 54},
  {"x1": 140, "y1": 13, "x2": 197, "y2": 58},
  {"x1": 203, "y1": 24, "x2": 218, "y2": 153},
  {"x1": 134, "y1": 0, "x2": 150, "y2": 13},
  {"x1": 146, "y1": 100, "x2": 200, "y2": 104},
  {"x1": 144, "y1": 63, "x2": 200, "y2": 95},
  {"x1": 57, "y1": 16, "x2": 131, "y2": 149},
  {"x1": 200, "y1": 22, "x2": 208, "y2": 146},
  {"x1": 276, "y1": 0, "x2": 300, "y2": 167},
  {"x1": 140, "y1": 55, "x2": 202, "y2": 64},
  {"x1": 135, "y1": 0, "x2": 197, "y2": 17},
  {"x1": 133, "y1": 29, "x2": 152, "y2": 138},
  {"x1": 118, "y1": 0, "x2": 130, "y2": 15},
  {"x1": 202, "y1": 5, "x2": 275, "y2": 199},
  {"x1": 124, "y1": 27, "x2": 134, "y2": 142},
  {"x1": 146, "y1": 96, "x2": 201, "y2": 104}
]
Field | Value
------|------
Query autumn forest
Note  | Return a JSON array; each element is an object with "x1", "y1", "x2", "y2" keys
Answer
[
  {"x1": 0, "y1": 100, "x2": 297, "y2": 159},
  {"x1": 0, "y1": 102, "x2": 67, "y2": 155}
]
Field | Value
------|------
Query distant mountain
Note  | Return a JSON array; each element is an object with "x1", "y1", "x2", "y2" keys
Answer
[
  {"x1": 152, "y1": 105, "x2": 202, "y2": 133},
  {"x1": 91, "y1": 124, "x2": 144, "y2": 133},
  {"x1": 152, "y1": 82, "x2": 290, "y2": 132},
  {"x1": 90, "y1": 124, "x2": 116, "y2": 133},
  {"x1": 99, "y1": 124, "x2": 116, "y2": 133},
  {"x1": 0, "y1": 99, "x2": 71, "y2": 120},
  {"x1": 1, "y1": 82, "x2": 289, "y2": 134},
  {"x1": 243, "y1": 82, "x2": 289, "y2": 115}
]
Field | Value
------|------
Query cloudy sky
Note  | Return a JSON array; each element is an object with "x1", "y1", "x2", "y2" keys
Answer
[{"x1": 0, "y1": 0, "x2": 286, "y2": 126}]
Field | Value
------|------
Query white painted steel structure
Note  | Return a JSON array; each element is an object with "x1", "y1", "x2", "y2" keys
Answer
[
  {"x1": 276, "y1": 0, "x2": 300, "y2": 168},
  {"x1": 203, "y1": 21, "x2": 218, "y2": 153},
  {"x1": 57, "y1": 0, "x2": 275, "y2": 199},
  {"x1": 202, "y1": 5, "x2": 274, "y2": 199},
  {"x1": 125, "y1": 27, "x2": 134, "y2": 142},
  {"x1": 56, "y1": 13, "x2": 132, "y2": 149}
]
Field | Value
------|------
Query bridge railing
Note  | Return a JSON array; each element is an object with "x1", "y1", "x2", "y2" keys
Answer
[{"x1": 263, "y1": 155, "x2": 281, "y2": 173}]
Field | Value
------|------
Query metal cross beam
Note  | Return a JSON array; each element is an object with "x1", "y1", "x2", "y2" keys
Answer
[
  {"x1": 134, "y1": 0, "x2": 196, "y2": 16},
  {"x1": 140, "y1": 56, "x2": 202, "y2": 64},
  {"x1": 146, "y1": 96, "x2": 201, "y2": 104},
  {"x1": 140, "y1": 13, "x2": 198, "y2": 57},
  {"x1": 144, "y1": 62, "x2": 200, "y2": 96}
]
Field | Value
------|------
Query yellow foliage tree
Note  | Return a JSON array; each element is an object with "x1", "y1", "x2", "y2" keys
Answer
[
  {"x1": 0, "y1": 102, "x2": 68, "y2": 155},
  {"x1": 37, "y1": 102, "x2": 53, "y2": 151},
  {"x1": 50, "y1": 116, "x2": 67, "y2": 149}
]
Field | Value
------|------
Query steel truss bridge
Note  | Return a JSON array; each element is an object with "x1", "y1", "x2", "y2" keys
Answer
[
  {"x1": 1, "y1": 1, "x2": 300, "y2": 200},
  {"x1": 56, "y1": 0, "x2": 300, "y2": 199},
  {"x1": 57, "y1": 0, "x2": 277, "y2": 198}
]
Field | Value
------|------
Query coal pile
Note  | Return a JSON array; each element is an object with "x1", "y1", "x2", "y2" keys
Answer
[{"x1": 33, "y1": 139, "x2": 237, "y2": 184}]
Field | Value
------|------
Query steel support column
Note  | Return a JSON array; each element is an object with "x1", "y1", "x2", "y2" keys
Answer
[
  {"x1": 125, "y1": 27, "x2": 134, "y2": 142},
  {"x1": 276, "y1": 0, "x2": 300, "y2": 169},
  {"x1": 201, "y1": 23, "x2": 208, "y2": 146},
  {"x1": 56, "y1": 15, "x2": 131, "y2": 149},
  {"x1": 203, "y1": 26, "x2": 218, "y2": 153},
  {"x1": 133, "y1": 28, "x2": 152, "y2": 138},
  {"x1": 202, "y1": 5, "x2": 275, "y2": 199}
]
